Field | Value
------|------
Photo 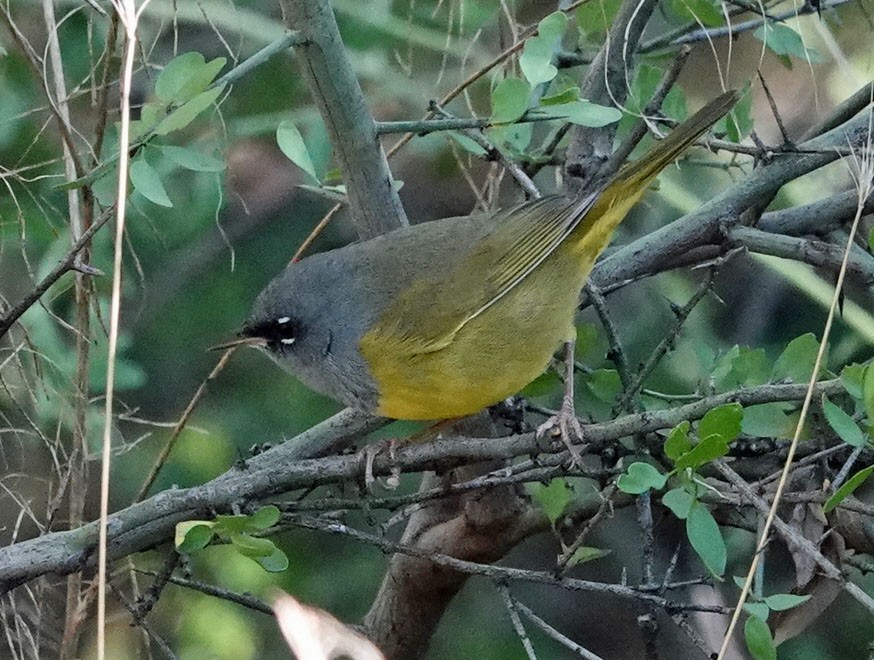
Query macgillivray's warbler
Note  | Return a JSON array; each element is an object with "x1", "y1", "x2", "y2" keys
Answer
[{"x1": 226, "y1": 91, "x2": 739, "y2": 424}]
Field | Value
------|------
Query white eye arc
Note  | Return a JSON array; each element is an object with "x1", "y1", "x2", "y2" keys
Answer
[
  {"x1": 277, "y1": 316, "x2": 291, "y2": 325},
  {"x1": 280, "y1": 337, "x2": 296, "y2": 345}
]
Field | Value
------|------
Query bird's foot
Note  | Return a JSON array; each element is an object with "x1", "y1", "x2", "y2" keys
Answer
[
  {"x1": 536, "y1": 397, "x2": 584, "y2": 466},
  {"x1": 363, "y1": 439, "x2": 402, "y2": 491}
]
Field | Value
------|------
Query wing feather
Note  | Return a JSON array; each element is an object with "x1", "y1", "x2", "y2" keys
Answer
[{"x1": 362, "y1": 193, "x2": 599, "y2": 356}]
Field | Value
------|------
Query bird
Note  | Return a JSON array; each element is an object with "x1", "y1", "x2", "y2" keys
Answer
[{"x1": 224, "y1": 91, "x2": 739, "y2": 436}]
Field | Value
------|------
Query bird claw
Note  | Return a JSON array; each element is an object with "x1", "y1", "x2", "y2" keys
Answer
[
  {"x1": 536, "y1": 402, "x2": 584, "y2": 466},
  {"x1": 363, "y1": 440, "x2": 401, "y2": 491}
]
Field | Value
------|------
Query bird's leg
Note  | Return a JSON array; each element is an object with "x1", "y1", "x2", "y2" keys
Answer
[
  {"x1": 362, "y1": 419, "x2": 457, "y2": 489},
  {"x1": 536, "y1": 339, "x2": 584, "y2": 465},
  {"x1": 363, "y1": 439, "x2": 401, "y2": 491}
]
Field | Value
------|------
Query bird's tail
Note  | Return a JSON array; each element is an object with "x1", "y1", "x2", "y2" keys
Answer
[
  {"x1": 608, "y1": 89, "x2": 740, "y2": 195},
  {"x1": 569, "y1": 89, "x2": 739, "y2": 257}
]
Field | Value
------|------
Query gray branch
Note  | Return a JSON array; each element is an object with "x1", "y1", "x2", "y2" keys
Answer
[
  {"x1": 278, "y1": 0, "x2": 407, "y2": 238},
  {"x1": 592, "y1": 104, "x2": 874, "y2": 288},
  {"x1": 565, "y1": 0, "x2": 661, "y2": 194},
  {"x1": 0, "y1": 381, "x2": 844, "y2": 593}
]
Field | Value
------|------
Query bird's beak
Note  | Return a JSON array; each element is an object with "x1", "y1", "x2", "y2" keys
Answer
[{"x1": 208, "y1": 335, "x2": 268, "y2": 352}]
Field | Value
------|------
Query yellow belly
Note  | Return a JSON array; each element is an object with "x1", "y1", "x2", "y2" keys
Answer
[{"x1": 367, "y1": 251, "x2": 584, "y2": 420}]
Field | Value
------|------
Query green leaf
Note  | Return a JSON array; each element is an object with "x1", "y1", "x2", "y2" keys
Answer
[
  {"x1": 255, "y1": 546, "x2": 290, "y2": 572},
  {"x1": 248, "y1": 505, "x2": 281, "y2": 530},
  {"x1": 699, "y1": 403, "x2": 743, "y2": 444},
  {"x1": 155, "y1": 53, "x2": 225, "y2": 105},
  {"x1": 129, "y1": 103, "x2": 166, "y2": 141},
  {"x1": 744, "y1": 602, "x2": 770, "y2": 621},
  {"x1": 175, "y1": 57, "x2": 226, "y2": 104},
  {"x1": 92, "y1": 170, "x2": 119, "y2": 206},
  {"x1": 687, "y1": 502, "x2": 726, "y2": 576},
  {"x1": 214, "y1": 514, "x2": 250, "y2": 535},
  {"x1": 159, "y1": 145, "x2": 225, "y2": 172},
  {"x1": 824, "y1": 465, "x2": 874, "y2": 513},
  {"x1": 713, "y1": 345, "x2": 770, "y2": 390},
  {"x1": 541, "y1": 83, "x2": 580, "y2": 106},
  {"x1": 490, "y1": 78, "x2": 531, "y2": 124},
  {"x1": 763, "y1": 593, "x2": 811, "y2": 611},
  {"x1": 536, "y1": 100, "x2": 622, "y2": 127},
  {"x1": 822, "y1": 395, "x2": 865, "y2": 447},
  {"x1": 662, "y1": 487, "x2": 693, "y2": 519},
  {"x1": 667, "y1": 0, "x2": 723, "y2": 26},
  {"x1": 741, "y1": 403, "x2": 794, "y2": 439},
  {"x1": 772, "y1": 333, "x2": 820, "y2": 383},
  {"x1": 486, "y1": 122, "x2": 532, "y2": 154},
  {"x1": 156, "y1": 52, "x2": 206, "y2": 104},
  {"x1": 520, "y1": 37, "x2": 558, "y2": 85},
  {"x1": 129, "y1": 156, "x2": 172, "y2": 207},
  {"x1": 447, "y1": 131, "x2": 488, "y2": 157},
  {"x1": 519, "y1": 12, "x2": 567, "y2": 85},
  {"x1": 673, "y1": 435, "x2": 729, "y2": 471},
  {"x1": 566, "y1": 546, "x2": 610, "y2": 567},
  {"x1": 175, "y1": 522, "x2": 215, "y2": 553},
  {"x1": 576, "y1": 0, "x2": 621, "y2": 41},
  {"x1": 664, "y1": 421, "x2": 692, "y2": 461},
  {"x1": 841, "y1": 363, "x2": 866, "y2": 400},
  {"x1": 230, "y1": 533, "x2": 276, "y2": 558},
  {"x1": 863, "y1": 364, "x2": 874, "y2": 424},
  {"x1": 754, "y1": 22, "x2": 824, "y2": 67},
  {"x1": 537, "y1": 11, "x2": 568, "y2": 42},
  {"x1": 617, "y1": 462, "x2": 667, "y2": 494},
  {"x1": 587, "y1": 369, "x2": 621, "y2": 403},
  {"x1": 527, "y1": 479, "x2": 572, "y2": 524},
  {"x1": 744, "y1": 614, "x2": 777, "y2": 660},
  {"x1": 154, "y1": 84, "x2": 225, "y2": 136},
  {"x1": 277, "y1": 120, "x2": 319, "y2": 182}
]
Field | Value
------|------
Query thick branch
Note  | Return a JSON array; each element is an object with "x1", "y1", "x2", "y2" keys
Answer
[
  {"x1": 278, "y1": 0, "x2": 407, "y2": 238},
  {"x1": 0, "y1": 381, "x2": 843, "y2": 593},
  {"x1": 592, "y1": 106, "x2": 874, "y2": 287},
  {"x1": 564, "y1": 0, "x2": 660, "y2": 194}
]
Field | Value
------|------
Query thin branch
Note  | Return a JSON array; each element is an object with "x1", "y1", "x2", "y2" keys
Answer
[
  {"x1": 293, "y1": 515, "x2": 732, "y2": 614},
  {"x1": 513, "y1": 599, "x2": 607, "y2": 660},
  {"x1": 134, "y1": 571, "x2": 273, "y2": 614},
  {"x1": 498, "y1": 585, "x2": 538, "y2": 660},
  {"x1": 213, "y1": 29, "x2": 304, "y2": 88},
  {"x1": 429, "y1": 102, "x2": 540, "y2": 198},
  {"x1": 0, "y1": 207, "x2": 114, "y2": 340},
  {"x1": 727, "y1": 226, "x2": 874, "y2": 288},
  {"x1": 640, "y1": 0, "x2": 856, "y2": 53},
  {"x1": 604, "y1": 45, "x2": 692, "y2": 177},
  {"x1": 134, "y1": 349, "x2": 237, "y2": 501},
  {"x1": 615, "y1": 269, "x2": 718, "y2": 413},
  {"x1": 714, "y1": 459, "x2": 874, "y2": 617}
]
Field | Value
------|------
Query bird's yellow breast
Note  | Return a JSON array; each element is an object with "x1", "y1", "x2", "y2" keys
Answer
[{"x1": 360, "y1": 244, "x2": 586, "y2": 420}]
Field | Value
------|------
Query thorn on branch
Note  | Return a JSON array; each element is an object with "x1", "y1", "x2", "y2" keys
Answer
[{"x1": 71, "y1": 262, "x2": 104, "y2": 277}]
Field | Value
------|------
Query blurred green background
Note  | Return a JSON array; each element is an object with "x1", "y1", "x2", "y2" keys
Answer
[{"x1": 2, "y1": 0, "x2": 874, "y2": 657}]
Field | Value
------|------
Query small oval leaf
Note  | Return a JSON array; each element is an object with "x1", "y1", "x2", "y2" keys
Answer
[
  {"x1": 687, "y1": 502, "x2": 726, "y2": 576},
  {"x1": 277, "y1": 120, "x2": 319, "y2": 182},
  {"x1": 129, "y1": 156, "x2": 172, "y2": 207}
]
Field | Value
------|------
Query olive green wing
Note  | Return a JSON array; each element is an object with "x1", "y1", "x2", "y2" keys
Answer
[{"x1": 362, "y1": 193, "x2": 599, "y2": 356}]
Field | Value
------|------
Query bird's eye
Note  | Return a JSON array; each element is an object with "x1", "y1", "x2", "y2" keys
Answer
[
  {"x1": 272, "y1": 317, "x2": 297, "y2": 347},
  {"x1": 242, "y1": 316, "x2": 299, "y2": 350}
]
